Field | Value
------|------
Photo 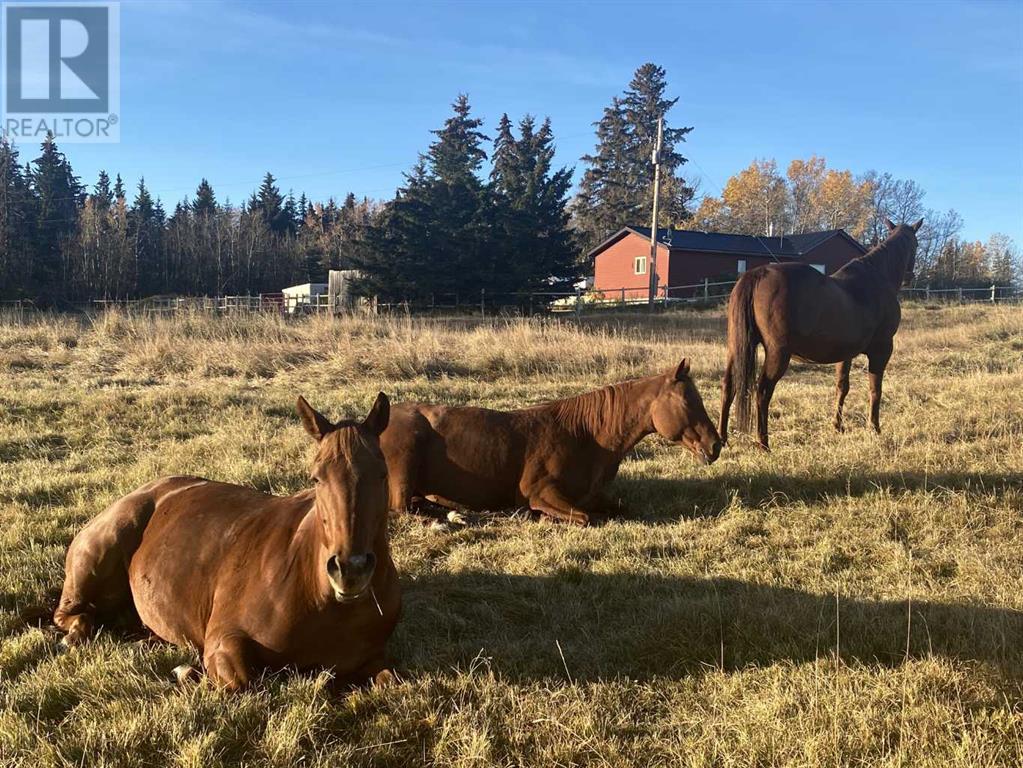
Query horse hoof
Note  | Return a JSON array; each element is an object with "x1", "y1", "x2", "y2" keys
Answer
[
  {"x1": 373, "y1": 668, "x2": 399, "y2": 688},
  {"x1": 429, "y1": 520, "x2": 451, "y2": 533},
  {"x1": 172, "y1": 664, "x2": 201, "y2": 685},
  {"x1": 833, "y1": 421, "x2": 844, "y2": 433}
]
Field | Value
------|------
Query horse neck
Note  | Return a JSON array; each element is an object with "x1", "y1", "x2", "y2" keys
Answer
[
  {"x1": 290, "y1": 494, "x2": 334, "y2": 604},
  {"x1": 860, "y1": 234, "x2": 910, "y2": 290},
  {"x1": 551, "y1": 375, "x2": 658, "y2": 455}
]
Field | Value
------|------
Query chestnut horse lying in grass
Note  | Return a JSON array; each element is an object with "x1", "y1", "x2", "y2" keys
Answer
[
  {"x1": 720, "y1": 218, "x2": 922, "y2": 450},
  {"x1": 54, "y1": 394, "x2": 399, "y2": 690},
  {"x1": 380, "y1": 358, "x2": 721, "y2": 526}
]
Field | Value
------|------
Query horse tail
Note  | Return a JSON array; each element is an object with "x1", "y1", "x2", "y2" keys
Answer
[{"x1": 729, "y1": 270, "x2": 762, "y2": 433}]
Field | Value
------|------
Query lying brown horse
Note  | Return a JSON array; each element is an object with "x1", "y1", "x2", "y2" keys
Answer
[
  {"x1": 54, "y1": 395, "x2": 399, "y2": 690},
  {"x1": 720, "y1": 218, "x2": 922, "y2": 449},
  {"x1": 380, "y1": 358, "x2": 721, "y2": 526}
]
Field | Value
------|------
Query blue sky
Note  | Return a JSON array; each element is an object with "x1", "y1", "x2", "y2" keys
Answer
[{"x1": 55, "y1": 0, "x2": 1023, "y2": 243}]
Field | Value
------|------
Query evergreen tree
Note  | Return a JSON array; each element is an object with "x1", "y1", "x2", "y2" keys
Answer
[
  {"x1": 129, "y1": 178, "x2": 163, "y2": 294},
  {"x1": 30, "y1": 134, "x2": 83, "y2": 299},
  {"x1": 576, "y1": 98, "x2": 633, "y2": 252},
  {"x1": 93, "y1": 171, "x2": 114, "y2": 210},
  {"x1": 283, "y1": 191, "x2": 299, "y2": 234},
  {"x1": 0, "y1": 140, "x2": 37, "y2": 298},
  {"x1": 113, "y1": 174, "x2": 125, "y2": 201},
  {"x1": 356, "y1": 95, "x2": 492, "y2": 301},
  {"x1": 192, "y1": 178, "x2": 217, "y2": 218},
  {"x1": 251, "y1": 172, "x2": 290, "y2": 234},
  {"x1": 491, "y1": 115, "x2": 578, "y2": 294},
  {"x1": 576, "y1": 64, "x2": 693, "y2": 254}
]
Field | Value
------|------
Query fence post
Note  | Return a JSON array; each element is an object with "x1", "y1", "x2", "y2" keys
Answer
[
  {"x1": 575, "y1": 287, "x2": 583, "y2": 316},
  {"x1": 925, "y1": 285, "x2": 930, "y2": 301},
  {"x1": 621, "y1": 287, "x2": 625, "y2": 305},
  {"x1": 958, "y1": 287, "x2": 963, "y2": 303},
  {"x1": 703, "y1": 278, "x2": 709, "y2": 300},
  {"x1": 480, "y1": 288, "x2": 485, "y2": 317},
  {"x1": 991, "y1": 284, "x2": 997, "y2": 303}
]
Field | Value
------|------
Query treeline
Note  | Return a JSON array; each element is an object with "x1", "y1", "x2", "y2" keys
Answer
[
  {"x1": 0, "y1": 136, "x2": 377, "y2": 302},
  {"x1": 0, "y1": 62, "x2": 1017, "y2": 303},
  {"x1": 689, "y1": 157, "x2": 1019, "y2": 288}
]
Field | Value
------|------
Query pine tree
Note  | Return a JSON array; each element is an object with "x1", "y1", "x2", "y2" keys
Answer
[
  {"x1": 576, "y1": 64, "x2": 693, "y2": 254},
  {"x1": 252, "y1": 172, "x2": 290, "y2": 234},
  {"x1": 192, "y1": 178, "x2": 217, "y2": 218},
  {"x1": 113, "y1": 174, "x2": 125, "y2": 202},
  {"x1": 129, "y1": 178, "x2": 163, "y2": 294},
  {"x1": 283, "y1": 191, "x2": 299, "y2": 235},
  {"x1": 93, "y1": 171, "x2": 114, "y2": 210},
  {"x1": 576, "y1": 98, "x2": 633, "y2": 252},
  {"x1": 491, "y1": 115, "x2": 578, "y2": 295},
  {"x1": 0, "y1": 140, "x2": 37, "y2": 298},
  {"x1": 356, "y1": 95, "x2": 491, "y2": 301},
  {"x1": 30, "y1": 134, "x2": 83, "y2": 299}
]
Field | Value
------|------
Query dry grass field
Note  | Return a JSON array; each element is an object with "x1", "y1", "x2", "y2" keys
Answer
[{"x1": 0, "y1": 303, "x2": 1020, "y2": 767}]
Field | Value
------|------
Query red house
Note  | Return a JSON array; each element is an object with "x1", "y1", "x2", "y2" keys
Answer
[{"x1": 589, "y1": 226, "x2": 867, "y2": 300}]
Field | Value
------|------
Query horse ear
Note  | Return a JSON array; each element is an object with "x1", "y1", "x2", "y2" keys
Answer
[
  {"x1": 885, "y1": 218, "x2": 897, "y2": 232},
  {"x1": 296, "y1": 396, "x2": 332, "y2": 441},
  {"x1": 673, "y1": 358, "x2": 691, "y2": 381},
  {"x1": 362, "y1": 392, "x2": 390, "y2": 436},
  {"x1": 911, "y1": 218, "x2": 924, "y2": 232}
]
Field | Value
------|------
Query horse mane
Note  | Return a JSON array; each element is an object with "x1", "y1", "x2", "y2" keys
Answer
[
  {"x1": 851, "y1": 227, "x2": 915, "y2": 286},
  {"x1": 547, "y1": 375, "x2": 655, "y2": 442}
]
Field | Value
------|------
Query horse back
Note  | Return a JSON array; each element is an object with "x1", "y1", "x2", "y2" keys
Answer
[
  {"x1": 383, "y1": 402, "x2": 532, "y2": 509},
  {"x1": 754, "y1": 262, "x2": 892, "y2": 361}
]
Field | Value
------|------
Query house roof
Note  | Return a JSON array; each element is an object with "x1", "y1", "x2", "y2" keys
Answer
[{"x1": 587, "y1": 226, "x2": 867, "y2": 260}]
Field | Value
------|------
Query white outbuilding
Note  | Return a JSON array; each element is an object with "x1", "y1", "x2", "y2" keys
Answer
[{"x1": 281, "y1": 282, "x2": 327, "y2": 314}]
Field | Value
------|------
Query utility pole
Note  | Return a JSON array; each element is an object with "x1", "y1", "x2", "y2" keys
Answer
[{"x1": 647, "y1": 116, "x2": 663, "y2": 309}]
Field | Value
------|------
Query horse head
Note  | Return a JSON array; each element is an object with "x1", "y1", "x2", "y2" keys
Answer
[
  {"x1": 296, "y1": 393, "x2": 390, "y2": 603},
  {"x1": 650, "y1": 358, "x2": 722, "y2": 465},
  {"x1": 885, "y1": 217, "x2": 924, "y2": 285}
]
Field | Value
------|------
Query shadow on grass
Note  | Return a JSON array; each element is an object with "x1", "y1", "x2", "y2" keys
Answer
[
  {"x1": 395, "y1": 570, "x2": 1022, "y2": 684},
  {"x1": 6, "y1": 569, "x2": 1018, "y2": 697},
  {"x1": 607, "y1": 470, "x2": 1023, "y2": 523}
]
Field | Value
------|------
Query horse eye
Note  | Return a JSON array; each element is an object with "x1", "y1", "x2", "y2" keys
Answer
[{"x1": 310, "y1": 474, "x2": 320, "y2": 484}]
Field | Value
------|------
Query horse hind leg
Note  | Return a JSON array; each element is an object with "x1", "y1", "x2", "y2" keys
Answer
[
  {"x1": 719, "y1": 352, "x2": 736, "y2": 444},
  {"x1": 756, "y1": 346, "x2": 790, "y2": 451},
  {"x1": 833, "y1": 359, "x2": 852, "y2": 432},
  {"x1": 54, "y1": 492, "x2": 155, "y2": 644}
]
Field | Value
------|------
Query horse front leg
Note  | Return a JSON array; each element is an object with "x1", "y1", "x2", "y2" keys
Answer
[
  {"x1": 833, "y1": 359, "x2": 852, "y2": 432},
  {"x1": 202, "y1": 631, "x2": 254, "y2": 691},
  {"x1": 529, "y1": 484, "x2": 590, "y2": 526},
  {"x1": 756, "y1": 347, "x2": 790, "y2": 450},
  {"x1": 867, "y1": 342, "x2": 893, "y2": 434}
]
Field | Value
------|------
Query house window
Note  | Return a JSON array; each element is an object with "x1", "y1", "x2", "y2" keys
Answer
[
  {"x1": 634, "y1": 256, "x2": 647, "y2": 275},
  {"x1": 810, "y1": 263, "x2": 825, "y2": 274},
  {"x1": 737, "y1": 259, "x2": 747, "y2": 274}
]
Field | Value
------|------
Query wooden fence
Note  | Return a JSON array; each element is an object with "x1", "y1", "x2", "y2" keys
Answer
[{"x1": 1, "y1": 281, "x2": 1018, "y2": 323}]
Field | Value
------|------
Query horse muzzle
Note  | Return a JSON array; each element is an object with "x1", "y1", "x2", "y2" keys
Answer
[
  {"x1": 683, "y1": 436, "x2": 721, "y2": 465},
  {"x1": 326, "y1": 552, "x2": 377, "y2": 603}
]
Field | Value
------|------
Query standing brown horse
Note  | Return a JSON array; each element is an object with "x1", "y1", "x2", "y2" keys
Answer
[
  {"x1": 719, "y1": 218, "x2": 922, "y2": 449},
  {"x1": 380, "y1": 358, "x2": 721, "y2": 526},
  {"x1": 54, "y1": 394, "x2": 399, "y2": 690}
]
